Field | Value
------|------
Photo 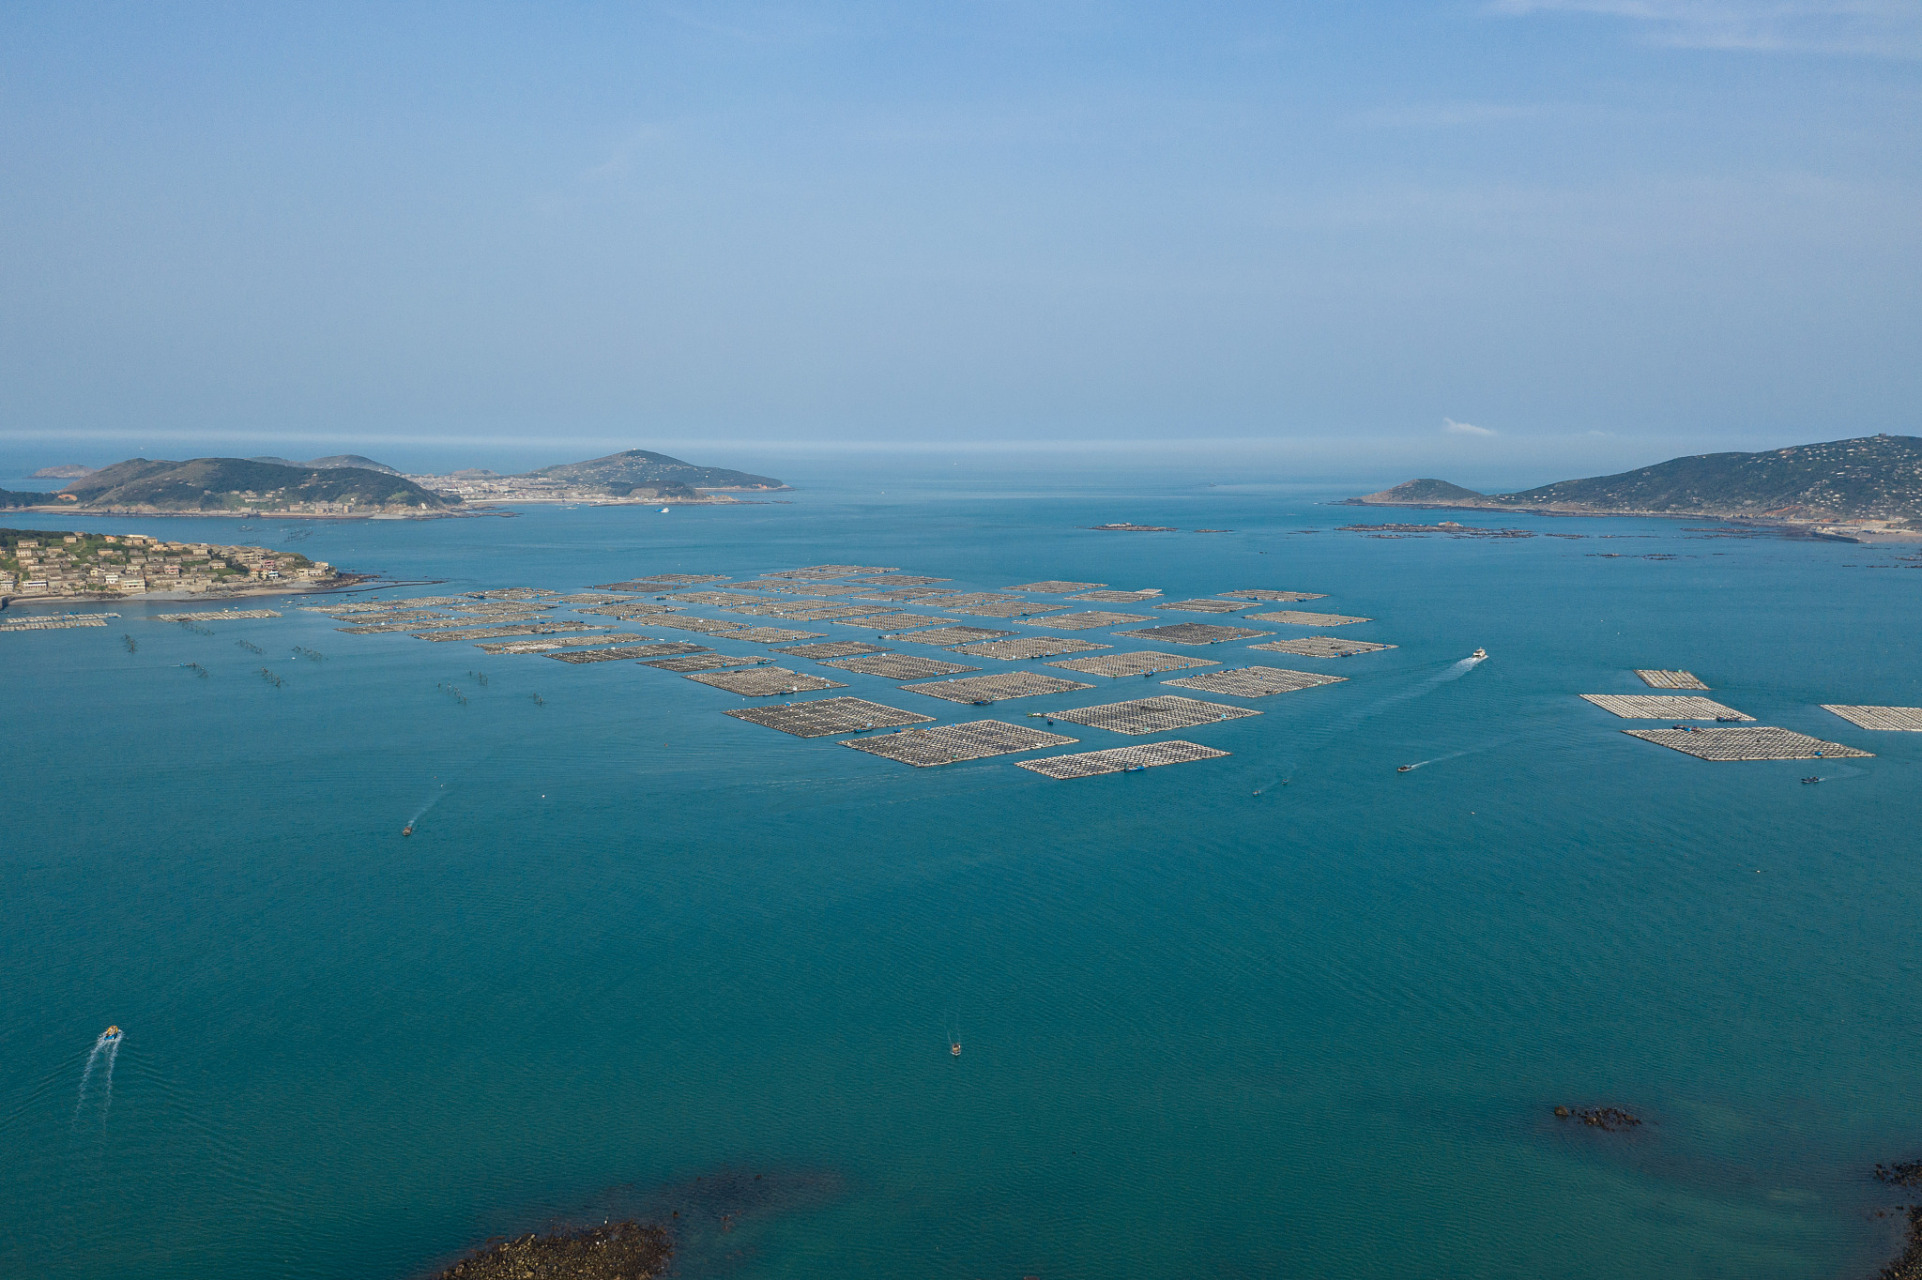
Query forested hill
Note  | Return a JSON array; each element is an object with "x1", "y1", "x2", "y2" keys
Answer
[{"x1": 60, "y1": 458, "x2": 455, "y2": 512}]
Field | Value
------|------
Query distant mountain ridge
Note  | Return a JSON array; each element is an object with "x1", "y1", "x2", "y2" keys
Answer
[
  {"x1": 250, "y1": 453, "x2": 402, "y2": 475},
  {"x1": 59, "y1": 458, "x2": 453, "y2": 513},
  {"x1": 1355, "y1": 435, "x2": 1922, "y2": 526}
]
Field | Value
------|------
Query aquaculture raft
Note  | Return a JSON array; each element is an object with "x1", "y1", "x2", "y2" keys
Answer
[
  {"x1": 949, "y1": 636, "x2": 1110, "y2": 661},
  {"x1": 1033, "y1": 610, "x2": 1153, "y2": 630},
  {"x1": 0, "y1": 613, "x2": 113, "y2": 631},
  {"x1": 725, "y1": 625, "x2": 827, "y2": 643},
  {"x1": 1218, "y1": 589, "x2": 1327, "y2": 602},
  {"x1": 1245, "y1": 610, "x2": 1371, "y2": 626},
  {"x1": 1164, "y1": 666, "x2": 1346, "y2": 698},
  {"x1": 1152, "y1": 599, "x2": 1251, "y2": 614},
  {"x1": 822, "y1": 653, "x2": 979, "y2": 679},
  {"x1": 1821, "y1": 705, "x2": 1922, "y2": 731},
  {"x1": 155, "y1": 609, "x2": 282, "y2": 622},
  {"x1": 901, "y1": 671, "x2": 1095, "y2": 704},
  {"x1": 480, "y1": 635, "x2": 658, "y2": 654},
  {"x1": 546, "y1": 643, "x2": 685, "y2": 663},
  {"x1": 1635, "y1": 669, "x2": 1709, "y2": 689},
  {"x1": 856, "y1": 587, "x2": 953, "y2": 602},
  {"x1": 837, "y1": 611, "x2": 961, "y2": 632},
  {"x1": 1251, "y1": 636, "x2": 1396, "y2": 658},
  {"x1": 773, "y1": 640, "x2": 891, "y2": 659},
  {"x1": 842, "y1": 720, "x2": 1078, "y2": 767},
  {"x1": 1070, "y1": 589, "x2": 1161, "y2": 603},
  {"x1": 724, "y1": 696, "x2": 936, "y2": 738},
  {"x1": 419, "y1": 622, "x2": 606, "y2": 642},
  {"x1": 1114, "y1": 623, "x2": 1266, "y2": 646},
  {"x1": 1006, "y1": 580, "x2": 1106, "y2": 593},
  {"x1": 1581, "y1": 694, "x2": 1753, "y2": 720},
  {"x1": 1624, "y1": 727, "x2": 1873, "y2": 761},
  {"x1": 886, "y1": 624, "x2": 1017, "y2": 646},
  {"x1": 1018, "y1": 739, "x2": 1230, "y2": 779},
  {"x1": 1048, "y1": 650, "x2": 1217, "y2": 678},
  {"x1": 650, "y1": 617, "x2": 749, "y2": 636},
  {"x1": 944, "y1": 600, "x2": 1068, "y2": 619},
  {"x1": 683, "y1": 666, "x2": 848, "y2": 696},
  {"x1": 642, "y1": 652, "x2": 770, "y2": 671},
  {"x1": 764, "y1": 563, "x2": 898, "y2": 578},
  {"x1": 595, "y1": 574, "x2": 728, "y2": 590},
  {"x1": 1043, "y1": 694, "x2": 1260, "y2": 735},
  {"x1": 848, "y1": 574, "x2": 949, "y2": 586}
]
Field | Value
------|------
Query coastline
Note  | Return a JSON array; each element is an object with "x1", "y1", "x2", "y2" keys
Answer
[
  {"x1": 1340, "y1": 497, "x2": 1922, "y2": 544},
  {"x1": 0, "y1": 572, "x2": 377, "y2": 611}
]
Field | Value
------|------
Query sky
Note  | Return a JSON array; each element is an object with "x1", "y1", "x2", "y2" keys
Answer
[{"x1": 1, "y1": 1, "x2": 1918, "y2": 480}]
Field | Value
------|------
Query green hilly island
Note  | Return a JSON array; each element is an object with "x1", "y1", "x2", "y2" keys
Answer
[
  {"x1": 49, "y1": 457, "x2": 453, "y2": 514},
  {"x1": 1357, "y1": 434, "x2": 1922, "y2": 527}
]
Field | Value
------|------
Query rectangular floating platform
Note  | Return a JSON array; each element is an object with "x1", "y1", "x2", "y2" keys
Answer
[
  {"x1": 1153, "y1": 599, "x2": 1251, "y2": 614},
  {"x1": 1034, "y1": 610, "x2": 1153, "y2": 630},
  {"x1": 1017, "y1": 739, "x2": 1230, "y2": 779},
  {"x1": 1250, "y1": 636, "x2": 1396, "y2": 658},
  {"x1": 651, "y1": 617, "x2": 750, "y2": 636},
  {"x1": 553, "y1": 593, "x2": 631, "y2": 605},
  {"x1": 546, "y1": 642, "x2": 690, "y2": 663},
  {"x1": 923, "y1": 592, "x2": 1025, "y2": 607},
  {"x1": 886, "y1": 624, "x2": 1017, "y2": 645},
  {"x1": 1624, "y1": 727, "x2": 1873, "y2": 761},
  {"x1": 838, "y1": 611, "x2": 961, "y2": 632},
  {"x1": 822, "y1": 653, "x2": 980, "y2": 679},
  {"x1": 1007, "y1": 580, "x2": 1106, "y2": 593},
  {"x1": 764, "y1": 564, "x2": 899, "y2": 579},
  {"x1": 776, "y1": 582, "x2": 870, "y2": 597},
  {"x1": 467, "y1": 588, "x2": 560, "y2": 600},
  {"x1": 949, "y1": 636, "x2": 1111, "y2": 661},
  {"x1": 856, "y1": 586, "x2": 954, "y2": 602},
  {"x1": 1245, "y1": 610, "x2": 1371, "y2": 626},
  {"x1": 0, "y1": 613, "x2": 112, "y2": 631},
  {"x1": 841, "y1": 719, "x2": 1078, "y2": 767},
  {"x1": 156, "y1": 609, "x2": 283, "y2": 622},
  {"x1": 847, "y1": 574, "x2": 949, "y2": 586},
  {"x1": 478, "y1": 635, "x2": 646, "y2": 653},
  {"x1": 726, "y1": 625, "x2": 827, "y2": 643},
  {"x1": 1042, "y1": 693, "x2": 1260, "y2": 735},
  {"x1": 1581, "y1": 694, "x2": 1754, "y2": 720},
  {"x1": 580, "y1": 602, "x2": 680, "y2": 617},
  {"x1": 1048, "y1": 650, "x2": 1217, "y2": 678},
  {"x1": 641, "y1": 652, "x2": 769, "y2": 671},
  {"x1": 1218, "y1": 589, "x2": 1328, "y2": 602},
  {"x1": 1070, "y1": 589, "x2": 1161, "y2": 603},
  {"x1": 775, "y1": 640, "x2": 892, "y2": 659},
  {"x1": 595, "y1": 574, "x2": 728, "y2": 590},
  {"x1": 1114, "y1": 623, "x2": 1267, "y2": 646},
  {"x1": 306, "y1": 596, "x2": 462, "y2": 613},
  {"x1": 1635, "y1": 669, "x2": 1709, "y2": 690},
  {"x1": 725, "y1": 696, "x2": 937, "y2": 737},
  {"x1": 668, "y1": 590, "x2": 769, "y2": 606},
  {"x1": 682, "y1": 666, "x2": 849, "y2": 697},
  {"x1": 901, "y1": 671, "x2": 1096, "y2": 704},
  {"x1": 731, "y1": 602, "x2": 871, "y2": 621},
  {"x1": 418, "y1": 623, "x2": 607, "y2": 642},
  {"x1": 1821, "y1": 705, "x2": 1922, "y2": 732},
  {"x1": 1164, "y1": 666, "x2": 1346, "y2": 698},
  {"x1": 948, "y1": 600, "x2": 1068, "y2": 619}
]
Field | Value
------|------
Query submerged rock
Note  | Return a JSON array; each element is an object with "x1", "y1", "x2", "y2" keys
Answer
[
  {"x1": 1877, "y1": 1160, "x2": 1922, "y2": 1189},
  {"x1": 1554, "y1": 1106, "x2": 1641, "y2": 1132},
  {"x1": 432, "y1": 1221, "x2": 669, "y2": 1280}
]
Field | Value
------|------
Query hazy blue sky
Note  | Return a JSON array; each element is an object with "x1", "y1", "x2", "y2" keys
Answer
[{"x1": 2, "y1": 1, "x2": 1918, "y2": 474}]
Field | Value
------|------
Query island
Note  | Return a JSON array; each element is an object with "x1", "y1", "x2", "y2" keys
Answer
[
  {"x1": 1, "y1": 528, "x2": 343, "y2": 602},
  {"x1": 403, "y1": 448, "x2": 787, "y2": 505},
  {"x1": 1351, "y1": 433, "x2": 1922, "y2": 541}
]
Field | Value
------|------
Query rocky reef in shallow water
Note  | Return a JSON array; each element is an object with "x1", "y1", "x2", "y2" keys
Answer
[{"x1": 432, "y1": 1221, "x2": 670, "y2": 1280}]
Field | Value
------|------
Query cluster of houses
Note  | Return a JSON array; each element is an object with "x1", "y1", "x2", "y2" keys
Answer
[{"x1": 0, "y1": 532, "x2": 334, "y2": 598}]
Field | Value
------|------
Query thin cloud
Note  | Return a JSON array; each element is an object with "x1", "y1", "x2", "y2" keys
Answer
[
  {"x1": 1444, "y1": 418, "x2": 1499, "y2": 437},
  {"x1": 1490, "y1": 0, "x2": 1922, "y2": 57}
]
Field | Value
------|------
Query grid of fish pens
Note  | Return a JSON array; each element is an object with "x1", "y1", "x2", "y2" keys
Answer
[
  {"x1": 1820, "y1": 705, "x2": 1922, "y2": 732},
  {"x1": 1635, "y1": 669, "x2": 1710, "y2": 689},
  {"x1": 774, "y1": 640, "x2": 891, "y2": 659},
  {"x1": 546, "y1": 642, "x2": 687, "y2": 663},
  {"x1": 886, "y1": 624, "x2": 1015, "y2": 646},
  {"x1": 1047, "y1": 651, "x2": 1217, "y2": 678},
  {"x1": 1245, "y1": 610, "x2": 1371, "y2": 626},
  {"x1": 1163, "y1": 666, "x2": 1346, "y2": 698},
  {"x1": 1113, "y1": 623, "x2": 1266, "y2": 646},
  {"x1": 1580, "y1": 694, "x2": 1753, "y2": 720},
  {"x1": 1250, "y1": 637, "x2": 1395, "y2": 658},
  {"x1": 1217, "y1": 589, "x2": 1327, "y2": 602},
  {"x1": 821, "y1": 653, "x2": 980, "y2": 679},
  {"x1": 642, "y1": 653, "x2": 770, "y2": 671},
  {"x1": 1033, "y1": 611, "x2": 1152, "y2": 630},
  {"x1": 682, "y1": 667, "x2": 849, "y2": 696},
  {"x1": 901, "y1": 671, "x2": 1095, "y2": 704},
  {"x1": 1151, "y1": 599, "x2": 1250, "y2": 614},
  {"x1": 1043, "y1": 694, "x2": 1260, "y2": 735},
  {"x1": 947, "y1": 636, "x2": 1109, "y2": 661},
  {"x1": 724, "y1": 697, "x2": 936, "y2": 738},
  {"x1": 841, "y1": 720, "x2": 1078, "y2": 767},
  {"x1": 1623, "y1": 727, "x2": 1873, "y2": 761},
  {"x1": 1006, "y1": 580, "x2": 1105, "y2": 593},
  {"x1": 1017, "y1": 739, "x2": 1230, "y2": 779},
  {"x1": 837, "y1": 612, "x2": 962, "y2": 631}
]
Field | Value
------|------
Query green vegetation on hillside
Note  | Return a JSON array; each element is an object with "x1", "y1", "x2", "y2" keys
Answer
[
  {"x1": 62, "y1": 457, "x2": 455, "y2": 512},
  {"x1": 524, "y1": 448, "x2": 784, "y2": 494},
  {"x1": 1, "y1": 489, "x2": 58, "y2": 508}
]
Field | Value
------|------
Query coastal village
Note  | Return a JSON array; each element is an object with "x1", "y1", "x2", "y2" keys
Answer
[{"x1": 0, "y1": 529, "x2": 335, "y2": 600}]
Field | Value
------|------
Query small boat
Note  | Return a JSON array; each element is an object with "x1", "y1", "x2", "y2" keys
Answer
[
  {"x1": 102, "y1": 1026, "x2": 122, "y2": 1042},
  {"x1": 401, "y1": 823, "x2": 414, "y2": 837},
  {"x1": 1471, "y1": 648, "x2": 1488, "y2": 660},
  {"x1": 1714, "y1": 716, "x2": 1742, "y2": 723},
  {"x1": 950, "y1": 1042, "x2": 962, "y2": 1057},
  {"x1": 1396, "y1": 765, "x2": 1413, "y2": 773},
  {"x1": 1801, "y1": 776, "x2": 1821, "y2": 784}
]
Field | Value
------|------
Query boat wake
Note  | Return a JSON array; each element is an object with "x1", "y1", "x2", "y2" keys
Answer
[{"x1": 74, "y1": 1029, "x2": 121, "y2": 1128}]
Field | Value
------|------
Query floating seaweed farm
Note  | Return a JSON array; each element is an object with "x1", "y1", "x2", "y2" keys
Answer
[
  {"x1": 848, "y1": 574, "x2": 949, "y2": 586},
  {"x1": 725, "y1": 697, "x2": 936, "y2": 738},
  {"x1": 547, "y1": 642, "x2": 690, "y2": 664},
  {"x1": 1251, "y1": 636, "x2": 1395, "y2": 658},
  {"x1": 1580, "y1": 694, "x2": 1753, "y2": 720},
  {"x1": 1219, "y1": 589, "x2": 1327, "y2": 602},
  {"x1": 1152, "y1": 599, "x2": 1251, "y2": 614},
  {"x1": 1048, "y1": 651, "x2": 1217, "y2": 678},
  {"x1": 774, "y1": 640, "x2": 891, "y2": 660},
  {"x1": 822, "y1": 653, "x2": 980, "y2": 679},
  {"x1": 683, "y1": 667, "x2": 848, "y2": 696},
  {"x1": 156, "y1": 609, "x2": 282, "y2": 622},
  {"x1": 1163, "y1": 666, "x2": 1346, "y2": 698},
  {"x1": 0, "y1": 612, "x2": 115, "y2": 631},
  {"x1": 1635, "y1": 669, "x2": 1709, "y2": 689},
  {"x1": 1821, "y1": 705, "x2": 1922, "y2": 731},
  {"x1": 842, "y1": 720, "x2": 1078, "y2": 767},
  {"x1": 838, "y1": 611, "x2": 961, "y2": 631},
  {"x1": 643, "y1": 652, "x2": 770, "y2": 671},
  {"x1": 1113, "y1": 623, "x2": 1267, "y2": 646},
  {"x1": 857, "y1": 586, "x2": 954, "y2": 602},
  {"x1": 1018, "y1": 739, "x2": 1229, "y2": 779},
  {"x1": 1245, "y1": 610, "x2": 1371, "y2": 626},
  {"x1": 765, "y1": 564, "x2": 899, "y2": 579},
  {"x1": 902, "y1": 671, "x2": 1095, "y2": 704},
  {"x1": 1034, "y1": 610, "x2": 1153, "y2": 630},
  {"x1": 594, "y1": 574, "x2": 729, "y2": 590},
  {"x1": 725, "y1": 626, "x2": 827, "y2": 643},
  {"x1": 1042, "y1": 694, "x2": 1260, "y2": 735},
  {"x1": 1624, "y1": 727, "x2": 1873, "y2": 761},
  {"x1": 1070, "y1": 589, "x2": 1161, "y2": 603},
  {"x1": 948, "y1": 636, "x2": 1109, "y2": 661},
  {"x1": 1007, "y1": 580, "x2": 1105, "y2": 593},
  {"x1": 884, "y1": 624, "x2": 1014, "y2": 646}
]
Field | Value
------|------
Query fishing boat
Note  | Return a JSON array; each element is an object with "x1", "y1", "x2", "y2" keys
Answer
[
  {"x1": 1471, "y1": 647, "x2": 1488, "y2": 660},
  {"x1": 401, "y1": 823, "x2": 414, "y2": 837},
  {"x1": 101, "y1": 1026, "x2": 122, "y2": 1042},
  {"x1": 950, "y1": 1042, "x2": 961, "y2": 1057},
  {"x1": 1396, "y1": 765, "x2": 1413, "y2": 773}
]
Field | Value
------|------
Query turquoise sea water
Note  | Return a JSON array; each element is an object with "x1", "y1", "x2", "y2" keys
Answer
[{"x1": 3, "y1": 465, "x2": 1920, "y2": 1279}]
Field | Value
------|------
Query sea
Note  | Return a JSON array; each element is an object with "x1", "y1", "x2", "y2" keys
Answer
[{"x1": 3, "y1": 454, "x2": 1919, "y2": 1280}]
